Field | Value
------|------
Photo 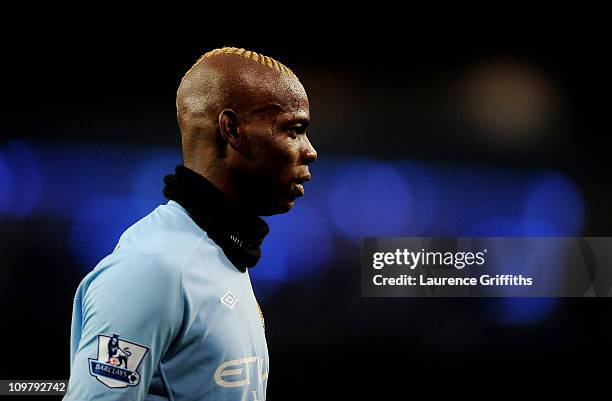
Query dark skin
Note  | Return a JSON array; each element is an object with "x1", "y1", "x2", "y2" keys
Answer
[{"x1": 176, "y1": 54, "x2": 317, "y2": 216}]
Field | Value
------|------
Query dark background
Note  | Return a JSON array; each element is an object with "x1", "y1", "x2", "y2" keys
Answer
[{"x1": 1, "y1": 16, "x2": 610, "y2": 399}]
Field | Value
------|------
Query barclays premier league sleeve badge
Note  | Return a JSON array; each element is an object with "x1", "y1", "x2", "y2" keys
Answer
[{"x1": 88, "y1": 334, "x2": 149, "y2": 388}]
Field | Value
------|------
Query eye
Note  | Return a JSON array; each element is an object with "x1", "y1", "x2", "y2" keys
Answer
[
  {"x1": 284, "y1": 121, "x2": 308, "y2": 139},
  {"x1": 286, "y1": 128, "x2": 299, "y2": 139}
]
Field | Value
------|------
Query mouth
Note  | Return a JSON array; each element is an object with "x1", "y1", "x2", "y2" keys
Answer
[{"x1": 292, "y1": 174, "x2": 311, "y2": 198}]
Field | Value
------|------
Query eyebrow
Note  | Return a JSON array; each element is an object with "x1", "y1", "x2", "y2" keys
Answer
[
  {"x1": 250, "y1": 104, "x2": 285, "y2": 114},
  {"x1": 285, "y1": 116, "x2": 310, "y2": 126},
  {"x1": 249, "y1": 103, "x2": 310, "y2": 125}
]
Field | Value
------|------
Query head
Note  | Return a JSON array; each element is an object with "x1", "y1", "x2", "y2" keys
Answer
[{"x1": 176, "y1": 47, "x2": 317, "y2": 216}]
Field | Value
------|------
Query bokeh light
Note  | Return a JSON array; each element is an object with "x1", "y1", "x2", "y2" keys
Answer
[
  {"x1": 35, "y1": 142, "x2": 136, "y2": 218},
  {"x1": 428, "y1": 165, "x2": 528, "y2": 236},
  {"x1": 69, "y1": 195, "x2": 143, "y2": 273},
  {"x1": 456, "y1": 59, "x2": 563, "y2": 144},
  {"x1": 0, "y1": 140, "x2": 43, "y2": 217},
  {"x1": 392, "y1": 160, "x2": 438, "y2": 235},
  {"x1": 131, "y1": 147, "x2": 182, "y2": 216},
  {"x1": 327, "y1": 159, "x2": 411, "y2": 238},
  {"x1": 255, "y1": 204, "x2": 333, "y2": 283},
  {"x1": 523, "y1": 172, "x2": 585, "y2": 235},
  {"x1": 0, "y1": 152, "x2": 13, "y2": 214},
  {"x1": 486, "y1": 298, "x2": 558, "y2": 325}
]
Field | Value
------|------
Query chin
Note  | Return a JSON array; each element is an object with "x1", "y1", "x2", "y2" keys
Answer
[{"x1": 259, "y1": 200, "x2": 294, "y2": 216}]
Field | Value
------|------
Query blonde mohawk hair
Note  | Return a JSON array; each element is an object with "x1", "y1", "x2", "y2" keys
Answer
[{"x1": 184, "y1": 47, "x2": 297, "y2": 79}]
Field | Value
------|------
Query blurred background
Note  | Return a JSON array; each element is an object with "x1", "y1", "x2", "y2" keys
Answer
[{"x1": 1, "y1": 16, "x2": 610, "y2": 398}]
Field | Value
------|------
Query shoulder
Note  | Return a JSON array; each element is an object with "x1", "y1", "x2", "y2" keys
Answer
[
  {"x1": 117, "y1": 200, "x2": 207, "y2": 262},
  {"x1": 79, "y1": 201, "x2": 207, "y2": 298},
  {"x1": 77, "y1": 249, "x2": 187, "y2": 330}
]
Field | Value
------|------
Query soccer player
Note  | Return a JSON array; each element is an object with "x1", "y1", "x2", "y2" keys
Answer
[{"x1": 64, "y1": 47, "x2": 317, "y2": 401}]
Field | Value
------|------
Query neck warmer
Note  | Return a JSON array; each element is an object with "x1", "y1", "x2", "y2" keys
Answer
[{"x1": 162, "y1": 165, "x2": 269, "y2": 273}]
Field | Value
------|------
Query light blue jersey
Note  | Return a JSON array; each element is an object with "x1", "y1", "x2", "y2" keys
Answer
[{"x1": 64, "y1": 200, "x2": 269, "y2": 401}]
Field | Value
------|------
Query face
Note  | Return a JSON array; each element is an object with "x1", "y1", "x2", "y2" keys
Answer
[{"x1": 237, "y1": 92, "x2": 317, "y2": 216}]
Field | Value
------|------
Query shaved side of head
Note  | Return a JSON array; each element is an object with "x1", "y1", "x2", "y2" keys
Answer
[{"x1": 176, "y1": 47, "x2": 306, "y2": 172}]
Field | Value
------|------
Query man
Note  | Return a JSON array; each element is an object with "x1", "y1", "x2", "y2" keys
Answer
[{"x1": 64, "y1": 47, "x2": 317, "y2": 401}]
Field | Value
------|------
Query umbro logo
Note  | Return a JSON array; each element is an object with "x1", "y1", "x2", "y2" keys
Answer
[{"x1": 220, "y1": 291, "x2": 238, "y2": 310}]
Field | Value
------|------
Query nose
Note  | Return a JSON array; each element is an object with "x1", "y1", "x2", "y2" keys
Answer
[{"x1": 301, "y1": 135, "x2": 317, "y2": 165}]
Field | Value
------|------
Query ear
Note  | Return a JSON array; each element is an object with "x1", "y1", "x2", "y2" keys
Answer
[{"x1": 218, "y1": 109, "x2": 241, "y2": 150}]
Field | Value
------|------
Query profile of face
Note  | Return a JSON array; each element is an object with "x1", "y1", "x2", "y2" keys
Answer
[
  {"x1": 226, "y1": 84, "x2": 317, "y2": 216},
  {"x1": 178, "y1": 50, "x2": 317, "y2": 216}
]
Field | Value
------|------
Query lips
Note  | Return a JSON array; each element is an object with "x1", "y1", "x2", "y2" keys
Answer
[{"x1": 292, "y1": 174, "x2": 311, "y2": 198}]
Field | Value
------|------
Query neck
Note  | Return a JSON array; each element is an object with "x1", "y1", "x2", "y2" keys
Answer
[
  {"x1": 185, "y1": 160, "x2": 242, "y2": 205},
  {"x1": 163, "y1": 165, "x2": 269, "y2": 272}
]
